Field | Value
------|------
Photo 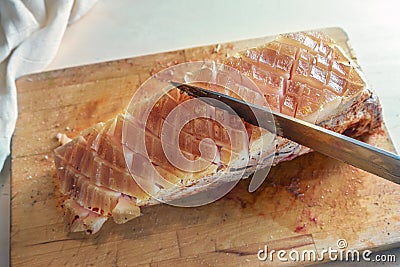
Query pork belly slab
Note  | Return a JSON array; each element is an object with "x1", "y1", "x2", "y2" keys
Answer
[{"x1": 54, "y1": 31, "x2": 382, "y2": 234}]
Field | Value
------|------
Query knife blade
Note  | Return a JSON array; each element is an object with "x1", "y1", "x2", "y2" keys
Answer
[{"x1": 171, "y1": 81, "x2": 400, "y2": 186}]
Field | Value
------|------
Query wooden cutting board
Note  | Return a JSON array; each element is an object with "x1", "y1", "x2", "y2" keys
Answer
[{"x1": 11, "y1": 28, "x2": 400, "y2": 266}]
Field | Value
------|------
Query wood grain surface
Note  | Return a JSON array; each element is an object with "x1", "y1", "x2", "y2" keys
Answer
[{"x1": 11, "y1": 28, "x2": 400, "y2": 266}]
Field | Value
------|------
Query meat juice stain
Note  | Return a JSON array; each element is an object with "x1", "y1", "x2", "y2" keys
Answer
[{"x1": 223, "y1": 149, "x2": 370, "y2": 244}]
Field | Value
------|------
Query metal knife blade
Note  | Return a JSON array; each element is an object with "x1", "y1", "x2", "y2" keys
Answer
[{"x1": 171, "y1": 81, "x2": 400, "y2": 186}]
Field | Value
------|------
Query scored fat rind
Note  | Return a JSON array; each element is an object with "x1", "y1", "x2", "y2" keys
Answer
[
  {"x1": 54, "y1": 31, "x2": 383, "y2": 234},
  {"x1": 226, "y1": 31, "x2": 372, "y2": 125}
]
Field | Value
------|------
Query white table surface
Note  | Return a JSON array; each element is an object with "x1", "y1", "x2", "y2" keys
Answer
[{"x1": 2, "y1": 0, "x2": 399, "y2": 266}]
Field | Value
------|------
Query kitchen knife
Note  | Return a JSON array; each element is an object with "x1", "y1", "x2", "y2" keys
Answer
[{"x1": 171, "y1": 81, "x2": 400, "y2": 188}]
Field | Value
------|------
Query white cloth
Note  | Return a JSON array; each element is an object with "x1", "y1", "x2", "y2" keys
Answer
[{"x1": 0, "y1": 0, "x2": 97, "y2": 171}]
